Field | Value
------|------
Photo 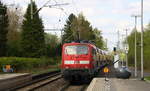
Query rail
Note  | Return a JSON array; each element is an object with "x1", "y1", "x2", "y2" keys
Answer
[
  {"x1": 10, "y1": 70, "x2": 61, "y2": 91},
  {"x1": 60, "y1": 83, "x2": 87, "y2": 91}
]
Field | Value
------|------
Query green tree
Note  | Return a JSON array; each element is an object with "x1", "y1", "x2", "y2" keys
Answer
[
  {"x1": 7, "y1": 6, "x2": 23, "y2": 56},
  {"x1": 143, "y1": 23, "x2": 150, "y2": 69},
  {"x1": 0, "y1": 1, "x2": 9, "y2": 56},
  {"x1": 21, "y1": 1, "x2": 45, "y2": 57},
  {"x1": 128, "y1": 25, "x2": 150, "y2": 70},
  {"x1": 62, "y1": 13, "x2": 104, "y2": 49},
  {"x1": 62, "y1": 13, "x2": 76, "y2": 43},
  {"x1": 128, "y1": 30, "x2": 141, "y2": 68},
  {"x1": 71, "y1": 13, "x2": 95, "y2": 40},
  {"x1": 93, "y1": 28, "x2": 104, "y2": 49},
  {"x1": 45, "y1": 33, "x2": 61, "y2": 57}
]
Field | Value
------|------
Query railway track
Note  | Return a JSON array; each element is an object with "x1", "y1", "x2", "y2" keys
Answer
[
  {"x1": 10, "y1": 70, "x2": 63, "y2": 91},
  {"x1": 60, "y1": 83, "x2": 88, "y2": 91}
]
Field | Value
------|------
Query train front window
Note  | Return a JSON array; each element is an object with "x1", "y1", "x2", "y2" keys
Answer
[{"x1": 65, "y1": 45, "x2": 88, "y2": 55}]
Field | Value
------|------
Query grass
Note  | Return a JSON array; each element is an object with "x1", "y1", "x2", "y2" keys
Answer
[
  {"x1": 30, "y1": 65, "x2": 60, "y2": 74},
  {"x1": 145, "y1": 76, "x2": 150, "y2": 81},
  {"x1": 0, "y1": 65, "x2": 60, "y2": 75},
  {"x1": 0, "y1": 57, "x2": 61, "y2": 75}
]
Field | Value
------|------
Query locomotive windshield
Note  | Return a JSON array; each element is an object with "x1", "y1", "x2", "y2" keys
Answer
[{"x1": 65, "y1": 45, "x2": 88, "y2": 55}]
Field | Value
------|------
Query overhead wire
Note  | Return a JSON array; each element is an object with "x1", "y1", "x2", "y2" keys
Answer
[
  {"x1": 49, "y1": 0, "x2": 70, "y2": 37},
  {"x1": 44, "y1": 0, "x2": 78, "y2": 41},
  {"x1": 53, "y1": 0, "x2": 68, "y2": 16},
  {"x1": 44, "y1": 0, "x2": 52, "y2": 6},
  {"x1": 34, "y1": 0, "x2": 51, "y2": 14},
  {"x1": 55, "y1": 0, "x2": 78, "y2": 40},
  {"x1": 71, "y1": 0, "x2": 79, "y2": 13}
]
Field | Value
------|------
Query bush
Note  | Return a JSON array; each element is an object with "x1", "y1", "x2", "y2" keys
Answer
[{"x1": 0, "y1": 57, "x2": 61, "y2": 72}]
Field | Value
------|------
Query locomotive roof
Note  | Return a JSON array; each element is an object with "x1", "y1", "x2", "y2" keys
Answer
[
  {"x1": 63, "y1": 42, "x2": 110, "y2": 55},
  {"x1": 63, "y1": 42, "x2": 96, "y2": 48}
]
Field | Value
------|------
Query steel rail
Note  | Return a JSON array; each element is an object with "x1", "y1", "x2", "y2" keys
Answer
[
  {"x1": 9, "y1": 70, "x2": 61, "y2": 91},
  {"x1": 29, "y1": 76, "x2": 62, "y2": 91},
  {"x1": 60, "y1": 83, "x2": 87, "y2": 91}
]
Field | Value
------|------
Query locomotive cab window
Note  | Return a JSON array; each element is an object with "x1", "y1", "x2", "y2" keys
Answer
[{"x1": 65, "y1": 45, "x2": 88, "y2": 55}]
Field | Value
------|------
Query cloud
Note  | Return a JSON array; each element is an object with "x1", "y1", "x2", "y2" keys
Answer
[
  {"x1": 3, "y1": 0, "x2": 150, "y2": 50},
  {"x1": 40, "y1": 7, "x2": 62, "y2": 17},
  {"x1": 115, "y1": 20, "x2": 132, "y2": 29},
  {"x1": 80, "y1": 8, "x2": 94, "y2": 17}
]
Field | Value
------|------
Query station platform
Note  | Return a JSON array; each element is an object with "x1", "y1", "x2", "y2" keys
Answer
[
  {"x1": 87, "y1": 78, "x2": 150, "y2": 91},
  {"x1": 0, "y1": 73, "x2": 32, "y2": 90}
]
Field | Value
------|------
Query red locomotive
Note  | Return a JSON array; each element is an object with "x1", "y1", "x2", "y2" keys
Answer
[{"x1": 61, "y1": 41, "x2": 112, "y2": 82}]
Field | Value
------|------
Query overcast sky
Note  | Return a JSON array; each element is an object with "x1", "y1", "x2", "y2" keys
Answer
[{"x1": 2, "y1": 0, "x2": 150, "y2": 50}]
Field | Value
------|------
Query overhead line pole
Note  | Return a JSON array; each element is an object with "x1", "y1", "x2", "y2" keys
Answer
[
  {"x1": 121, "y1": 34, "x2": 125, "y2": 66},
  {"x1": 30, "y1": 0, "x2": 33, "y2": 19},
  {"x1": 131, "y1": 15, "x2": 140, "y2": 77},
  {"x1": 117, "y1": 30, "x2": 120, "y2": 50},
  {"x1": 105, "y1": 38, "x2": 108, "y2": 50},
  {"x1": 141, "y1": 0, "x2": 144, "y2": 80},
  {"x1": 125, "y1": 29, "x2": 128, "y2": 67},
  {"x1": 134, "y1": 16, "x2": 137, "y2": 78}
]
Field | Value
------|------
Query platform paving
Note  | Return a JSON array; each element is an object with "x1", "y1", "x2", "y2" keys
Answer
[
  {"x1": 0, "y1": 73, "x2": 32, "y2": 90},
  {"x1": 0, "y1": 73, "x2": 29, "y2": 80},
  {"x1": 87, "y1": 78, "x2": 150, "y2": 91}
]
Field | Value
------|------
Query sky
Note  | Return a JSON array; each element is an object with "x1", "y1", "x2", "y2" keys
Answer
[{"x1": 2, "y1": 0, "x2": 150, "y2": 50}]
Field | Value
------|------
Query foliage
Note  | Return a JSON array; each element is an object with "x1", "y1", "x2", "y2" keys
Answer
[
  {"x1": 62, "y1": 13, "x2": 104, "y2": 49},
  {"x1": 62, "y1": 13, "x2": 76, "y2": 43},
  {"x1": 45, "y1": 33, "x2": 61, "y2": 57},
  {"x1": 7, "y1": 6, "x2": 23, "y2": 57},
  {"x1": 128, "y1": 24, "x2": 150, "y2": 69},
  {"x1": 21, "y1": 1, "x2": 45, "y2": 57},
  {"x1": 128, "y1": 30, "x2": 141, "y2": 67},
  {"x1": 0, "y1": 57, "x2": 61, "y2": 72},
  {"x1": 0, "y1": 1, "x2": 9, "y2": 56},
  {"x1": 145, "y1": 76, "x2": 150, "y2": 81},
  {"x1": 143, "y1": 23, "x2": 150, "y2": 69},
  {"x1": 7, "y1": 6, "x2": 22, "y2": 42},
  {"x1": 93, "y1": 28, "x2": 104, "y2": 49},
  {"x1": 71, "y1": 13, "x2": 95, "y2": 40}
]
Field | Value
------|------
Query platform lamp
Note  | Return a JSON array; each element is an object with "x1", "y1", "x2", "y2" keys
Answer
[{"x1": 131, "y1": 15, "x2": 140, "y2": 78}]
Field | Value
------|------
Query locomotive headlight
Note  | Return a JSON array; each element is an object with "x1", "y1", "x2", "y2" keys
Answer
[
  {"x1": 85, "y1": 66, "x2": 88, "y2": 69},
  {"x1": 65, "y1": 66, "x2": 69, "y2": 69},
  {"x1": 64, "y1": 60, "x2": 74, "y2": 64},
  {"x1": 79, "y1": 60, "x2": 90, "y2": 64}
]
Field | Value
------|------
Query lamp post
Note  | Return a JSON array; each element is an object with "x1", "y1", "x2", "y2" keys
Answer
[
  {"x1": 141, "y1": 0, "x2": 144, "y2": 80},
  {"x1": 121, "y1": 34, "x2": 125, "y2": 66},
  {"x1": 131, "y1": 15, "x2": 140, "y2": 77},
  {"x1": 125, "y1": 29, "x2": 129, "y2": 67}
]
